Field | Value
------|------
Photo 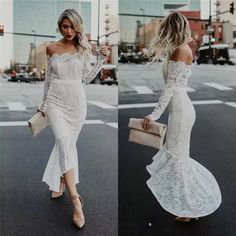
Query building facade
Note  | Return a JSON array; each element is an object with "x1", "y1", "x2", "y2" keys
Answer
[
  {"x1": 119, "y1": 0, "x2": 201, "y2": 49},
  {"x1": 215, "y1": 0, "x2": 236, "y2": 47},
  {"x1": 13, "y1": 0, "x2": 92, "y2": 64}
]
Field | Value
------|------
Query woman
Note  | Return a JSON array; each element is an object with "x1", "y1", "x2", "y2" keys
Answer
[
  {"x1": 37, "y1": 9, "x2": 108, "y2": 228},
  {"x1": 142, "y1": 12, "x2": 221, "y2": 222}
]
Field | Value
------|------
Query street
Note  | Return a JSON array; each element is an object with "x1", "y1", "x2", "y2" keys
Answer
[
  {"x1": 118, "y1": 63, "x2": 236, "y2": 236},
  {"x1": 0, "y1": 78, "x2": 118, "y2": 236}
]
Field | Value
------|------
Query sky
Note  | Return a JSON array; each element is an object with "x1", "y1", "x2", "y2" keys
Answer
[{"x1": 200, "y1": 0, "x2": 216, "y2": 19}]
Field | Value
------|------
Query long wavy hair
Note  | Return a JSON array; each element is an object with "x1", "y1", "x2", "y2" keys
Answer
[
  {"x1": 58, "y1": 9, "x2": 91, "y2": 58},
  {"x1": 146, "y1": 11, "x2": 192, "y2": 62}
]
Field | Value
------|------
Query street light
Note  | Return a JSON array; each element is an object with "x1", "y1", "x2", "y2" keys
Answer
[{"x1": 140, "y1": 8, "x2": 146, "y2": 49}]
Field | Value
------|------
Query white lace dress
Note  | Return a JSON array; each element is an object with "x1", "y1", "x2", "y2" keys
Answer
[
  {"x1": 38, "y1": 52, "x2": 105, "y2": 192},
  {"x1": 146, "y1": 60, "x2": 222, "y2": 217}
]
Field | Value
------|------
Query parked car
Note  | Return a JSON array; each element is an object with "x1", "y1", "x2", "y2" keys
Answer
[
  {"x1": 16, "y1": 71, "x2": 31, "y2": 82},
  {"x1": 100, "y1": 64, "x2": 118, "y2": 85},
  {"x1": 197, "y1": 44, "x2": 233, "y2": 65},
  {"x1": 8, "y1": 70, "x2": 31, "y2": 82}
]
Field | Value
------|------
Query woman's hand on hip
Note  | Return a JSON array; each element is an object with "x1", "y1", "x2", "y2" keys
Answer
[{"x1": 142, "y1": 116, "x2": 152, "y2": 130}]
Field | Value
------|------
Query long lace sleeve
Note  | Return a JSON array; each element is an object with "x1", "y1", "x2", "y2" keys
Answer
[
  {"x1": 82, "y1": 53, "x2": 106, "y2": 85},
  {"x1": 38, "y1": 58, "x2": 53, "y2": 112},
  {"x1": 148, "y1": 62, "x2": 185, "y2": 121}
]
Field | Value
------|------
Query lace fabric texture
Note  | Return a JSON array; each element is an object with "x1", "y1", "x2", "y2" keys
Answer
[
  {"x1": 39, "y1": 52, "x2": 105, "y2": 192},
  {"x1": 146, "y1": 60, "x2": 222, "y2": 217}
]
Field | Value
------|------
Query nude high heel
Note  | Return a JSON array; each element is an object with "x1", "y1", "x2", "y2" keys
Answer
[
  {"x1": 71, "y1": 194, "x2": 85, "y2": 229},
  {"x1": 175, "y1": 217, "x2": 199, "y2": 222},
  {"x1": 51, "y1": 177, "x2": 66, "y2": 199}
]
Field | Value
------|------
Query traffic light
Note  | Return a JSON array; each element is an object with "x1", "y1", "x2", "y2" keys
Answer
[
  {"x1": 0, "y1": 25, "x2": 4, "y2": 36},
  {"x1": 230, "y1": 2, "x2": 234, "y2": 14}
]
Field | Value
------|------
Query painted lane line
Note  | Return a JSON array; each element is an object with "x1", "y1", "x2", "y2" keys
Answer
[
  {"x1": 0, "y1": 120, "x2": 106, "y2": 127},
  {"x1": 0, "y1": 121, "x2": 28, "y2": 126},
  {"x1": 88, "y1": 101, "x2": 117, "y2": 109},
  {"x1": 204, "y1": 82, "x2": 232, "y2": 91},
  {"x1": 84, "y1": 120, "x2": 104, "y2": 124},
  {"x1": 187, "y1": 87, "x2": 195, "y2": 92},
  {"x1": 106, "y1": 122, "x2": 118, "y2": 129},
  {"x1": 119, "y1": 100, "x2": 223, "y2": 109},
  {"x1": 119, "y1": 103, "x2": 157, "y2": 109},
  {"x1": 192, "y1": 100, "x2": 223, "y2": 105},
  {"x1": 225, "y1": 102, "x2": 236, "y2": 108},
  {"x1": 134, "y1": 86, "x2": 154, "y2": 94},
  {"x1": 7, "y1": 102, "x2": 26, "y2": 111}
]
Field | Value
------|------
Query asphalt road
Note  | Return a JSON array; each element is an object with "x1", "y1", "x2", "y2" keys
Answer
[
  {"x1": 0, "y1": 115, "x2": 117, "y2": 236},
  {"x1": 118, "y1": 63, "x2": 236, "y2": 236}
]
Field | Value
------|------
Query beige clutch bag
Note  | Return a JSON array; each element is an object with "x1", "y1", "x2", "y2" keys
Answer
[
  {"x1": 128, "y1": 118, "x2": 167, "y2": 149},
  {"x1": 27, "y1": 112, "x2": 49, "y2": 137}
]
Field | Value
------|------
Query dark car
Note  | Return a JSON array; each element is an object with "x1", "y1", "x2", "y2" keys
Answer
[{"x1": 197, "y1": 44, "x2": 233, "y2": 65}]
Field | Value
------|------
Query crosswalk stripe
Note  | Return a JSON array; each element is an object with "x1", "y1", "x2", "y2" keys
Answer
[
  {"x1": 0, "y1": 120, "x2": 118, "y2": 127},
  {"x1": 7, "y1": 102, "x2": 26, "y2": 111},
  {"x1": 204, "y1": 82, "x2": 232, "y2": 91},
  {"x1": 84, "y1": 120, "x2": 104, "y2": 124},
  {"x1": 119, "y1": 103, "x2": 156, "y2": 109},
  {"x1": 187, "y1": 87, "x2": 195, "y2": 92},
  {"x1": 88, "y1": 101, "x2": 117, "y2": 109},
  {"x1": 106, "y1": 122, "x2": 118, "y2": 129},
  {"x1": 119, "y1": 100, "x2": 223, "y2": 109},
  {"x1": 225, "y1": 102, "x2": 236, "y2": 108},
  {"x1": 0, "y1": 121, "x2": 28, "y2": 126},
  {"x1": 192, "y1": 100, "x2": 223, "y2": 105},
  {"x1": 134, "y1": 86, "x2": 154, "y2": 94}
]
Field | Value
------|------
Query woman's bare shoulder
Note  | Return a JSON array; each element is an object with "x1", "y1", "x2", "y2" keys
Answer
[
  {"x1": 46, "y1": 42, "x2": 60, "y2": 56},
  {"x1": 170, "y1": 45, "x2": 192, "y2": 64}
]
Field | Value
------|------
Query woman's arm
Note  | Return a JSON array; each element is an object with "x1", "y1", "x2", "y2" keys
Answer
[
  {"x1": 142, "y1": 61, "x2": 185, "y2": 130},
  {"x1": 38, "y1": 57, "x2": 53, "y2": 113},
  {"x1": 82, "y1": 47, "x2": 108, "y2": 85},
  {"x1": 147, "y1": 61, "x2": 185, "y2": 121}
]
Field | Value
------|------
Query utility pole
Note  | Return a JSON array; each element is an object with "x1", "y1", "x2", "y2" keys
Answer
[
  {"x1": 97, "y1": 0, "x2": 100, "y2": 48},
  {"x1": 207, "y1": 0, "x2": 214, "y2": 64},
  {"x1": 32, "y1": 30, "x2": 36, "y2": 68}
]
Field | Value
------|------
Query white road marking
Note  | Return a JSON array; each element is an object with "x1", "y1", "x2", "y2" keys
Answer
[
  {"x1": 225, "y1": 102, "x2": 236, "y2": 108},
  {"x1": 106, "y1": 122, "x2": 118, "y2": 129},
  {"x1": 84, "y1": 120, "x2": 104, "y2": 124},
  {"x1": 134, "y1": 86, "x2": 153, "y2": 94},
  {"x1": 0, "y1": 121, "x2": 28, "y2": 126},
  {"x1": 119, "y1": 103, "x2": 157, "y2": 109},
  {"x1": 192, "y1": 100, "x2": 223, "y2": 105},
  {"x1": 187, "y1": 87, "x2": 195, "y2": 92},
  {"x1": 88, "y1": 101, "x2": 117, "y2": 109},
  {"x1": 7, "y1": 102, "x2": 26, "y2": 111},
  {"x1": 119, "y1": 100, "x2": 223, "y2": 109},
  {"x1": 0, "y1": 120, "x2": 118, "y2": 128},
  {"x1": 204, "y1": 82, "x2": 232, "y2": 91}
]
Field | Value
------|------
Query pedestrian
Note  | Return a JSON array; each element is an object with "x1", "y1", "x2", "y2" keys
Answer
[
  {"x1": 142, "y1": 12, "x2": 221, "y2": 222},
  {"x1": 32, "y1": 67, "x2": 37, "y2": 83},
  {"x1": 37, "y1": 8, "x2": 108, "y2": 229}
]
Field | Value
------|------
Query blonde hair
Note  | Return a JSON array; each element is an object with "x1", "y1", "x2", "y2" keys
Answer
[
  {"x1": 146, "y1": 11, "x2": 191, "y2": 62},
  {"x1": 58, "y1": 9, "x2": 91, "y2": 58}
]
